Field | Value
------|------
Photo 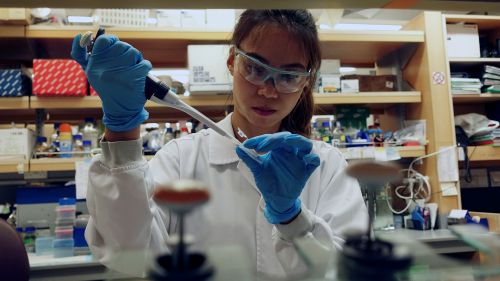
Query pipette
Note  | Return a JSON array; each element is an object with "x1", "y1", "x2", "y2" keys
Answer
[
  {"x1": 145, "y1": 76, "x2": 262, "y2": 164},
  {"x1": 79, "y1": 28, "x2": 262, "y2": 164}
]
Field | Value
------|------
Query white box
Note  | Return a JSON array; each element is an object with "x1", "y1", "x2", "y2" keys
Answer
[
  {"x1": 206, "y1": 9, "x2": 235, "y2": 29},
  {"x1": 0, "y1": 128, "x2": 35, "y2": 160},
  {"x1": 188, "y1": 45, "x2": 233, "y2": 93},
  {"x1": 341, "y1": 79, "x2": 359, "y2": 93},
  {"x1": 320, "y1": 74, "x2": 341, "y2": 93},
  {"x1": 446, "y1": 24, "x2": 480, "y2": 58},
  {"x1": 320, "y1": 59, "x2": 340, "y2": 74},
  {"x1": 181, "y1": 10, "x2": 206, "y2": 29},
  {"x1": 156, "y1": 9, "x2": 181, "y2": 28}
]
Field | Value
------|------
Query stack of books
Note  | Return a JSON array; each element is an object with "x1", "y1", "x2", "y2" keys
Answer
[
  {"x1": 483, "y1": 65, "x2": 500, "y2": 93},
  {"x1": 450, "y1": 77, "x2": 482, "y2": 95}
]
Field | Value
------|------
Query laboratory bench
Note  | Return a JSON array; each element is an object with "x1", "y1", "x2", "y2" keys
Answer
[
  {"x1": 28, "y1": 228, "x2": 477, "y2": 281},
  {"x1": 29, "y1": 254, "x2": 132, "y2": 281}
]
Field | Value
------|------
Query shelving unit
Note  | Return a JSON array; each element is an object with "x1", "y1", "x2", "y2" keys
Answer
[
  {"x1": 0, "y1": 11, "x2": 463, "y2": 214},
  {"x1": 444, "y1": 14, "x2": 500, "y2": 221}
]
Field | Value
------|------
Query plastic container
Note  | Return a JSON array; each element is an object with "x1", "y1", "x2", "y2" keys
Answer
[
  {"x1": 55, "y1": 226, "x2": 74, "y2": 239},
  {"x1": 55, "y1": 206, "x2": 76, "y2": 220},
  {"x1": 73, "y1": 134, "x2": 84, "y2": 156},
  {"x1": 35, "y1": 236, "x2": 54, "y2": 256},
  {"x1": 82, "y1": 118, "x2": 99, "y2": 149},
  {"x1": 59, "y1": 123, "x2": 73, "y2": 158},
  {"x1": 52, "y1": 238, "x2": 74, "y2": 258},
  {"x1": 83, "y1": 140, "x2": 92, "y2": 157},
  {"x1": 74, "y1": 227, "x2": 88, "y2": 247}
]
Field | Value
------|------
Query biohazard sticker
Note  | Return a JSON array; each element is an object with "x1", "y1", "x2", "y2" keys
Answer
[{"x1": 432, "y1": 71, "x2": 445, "y2": 84}]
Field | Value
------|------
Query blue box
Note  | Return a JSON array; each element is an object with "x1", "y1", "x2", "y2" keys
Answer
[{"x1": 0, "y1": 69, "x2": 30, "y2": 97}]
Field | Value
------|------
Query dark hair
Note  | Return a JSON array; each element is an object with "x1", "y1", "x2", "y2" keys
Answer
[{"x1": 231, "y1": 10, "x2": 321, "y2": 137}]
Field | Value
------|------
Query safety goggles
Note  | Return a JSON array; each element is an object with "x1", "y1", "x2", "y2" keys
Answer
[{"x1": 234, "y1": 47, "x2": 311, "y2": 94}]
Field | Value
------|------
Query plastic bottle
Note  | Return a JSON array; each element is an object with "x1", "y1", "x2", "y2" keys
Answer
[
  {"x1": 59, "y1": 123, "x2": 73, "y2": 158},
  {"x1": 180, "y1": 127, "x2": 189, "y2": 137},
  {"x1": 145, "y1": 123, "x2": 162, "y2": 153},
  {"x1": 163, "y1": 126, "x2": 174, "y2": 145},
  {"x1": 73, "y1": 134, "x2": 84, "y2": 157},
  {"x1": 82, "y1": 118, "x2": 99, "y2": 149},
  {"x1": 320, "y1": 121, "x2": 332, "y2": 144},
  {"x1": 83, "y1": 140, "x2": 92, "y2": 158},
  {"x1": 34, "y1": 136, "x2": 50, "y2": 158},
  {"x1": 24, "y1": 226, "x2": 36, "y2": 253},
  {"x1": 311, "y1": 122, "x2": 321, "y2": 141}
]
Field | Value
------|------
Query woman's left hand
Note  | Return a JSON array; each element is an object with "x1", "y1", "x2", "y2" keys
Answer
[{"x1": 236, "y1": 132, "x2": 320, "y2": 224}]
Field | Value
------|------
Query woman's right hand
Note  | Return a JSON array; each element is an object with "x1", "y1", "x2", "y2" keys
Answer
[{"x1": 71, "y1": 34, "x2": 152, "y2": 132}]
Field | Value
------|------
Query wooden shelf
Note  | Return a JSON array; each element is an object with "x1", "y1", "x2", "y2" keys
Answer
[
  {"x1": 30, "y1": 158, "x2": 78, "y2": 172},
  {"x1": 30, "y1": 95, "x2": 233, "y2": 109},
  {"x1": 0, "y1": 97, "x2": 30, "y2": 109},
  {"x1": 314, "y1": 91, "x2": 421, "y2": 105},
  {"x1": 0, "y1": 159, "x2": 28, "y2": 173},
  {"x1": 20, "y1": 145, "x2": 426, "y2": 173},
  {"x1": 26, "y1": 26, "x2": 232, "y2": 40},
  {"x1": 0, "y1": 25, "x2": 24, "y2": 38},
  {"x1": 449, "y1": 58, "x2": 500, "y2": 65},
  {"x1": 30, "y1": 96, "x2": 102, "y2": 109},
  {"x1": 29, "y1": 92, "x2": 420, "y2": 110},
  {"x1": 465, "y1": 146, "x2": 500, "y2": 162},
  {"x1": 445, "y1": 14, "x2": 500, "y2": 30},
  {"x1": 339, "y1": 145, "x2": 425, "y2": 159},
  {"x1": 453, "y1": 94, "x2": 500, "y2": 103},
  {"x1": 15, "y1": 26, "x2": 425, "y2": 66}
]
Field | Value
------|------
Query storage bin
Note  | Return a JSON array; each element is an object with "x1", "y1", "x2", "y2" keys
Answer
[
  {"x1": 33, "y1": 59, "x2": 87, "y2": 96},
  {"x1": 0, "y1": 69, "x2": 31, "y2": 97}
]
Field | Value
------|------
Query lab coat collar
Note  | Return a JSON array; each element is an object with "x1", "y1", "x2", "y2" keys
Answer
[
  {"x1": 208, "y1": 112, "x2": 259, "y2": 192},
  {"x1": 208, "y1": 113, "x2": 240, "y2": 165}
]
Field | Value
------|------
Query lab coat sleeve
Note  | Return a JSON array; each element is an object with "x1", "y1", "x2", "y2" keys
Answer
[
  {"x1": 84, "y1": 139, "x2": 170, "y2": 273},
  {"x1": 272, "y1": 145, "x2": 368, "y2": 275}
]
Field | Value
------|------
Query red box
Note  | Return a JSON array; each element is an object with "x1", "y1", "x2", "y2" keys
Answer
[
  {"x1": 33, "y1": 59, "x2": 87, "y2": 96},
  {"x1": 89, "y1": 85, "x2": 99, "y2": 96}
]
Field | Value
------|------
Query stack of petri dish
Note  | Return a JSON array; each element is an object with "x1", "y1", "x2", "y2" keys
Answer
[{"x1": 52, "y1": 198, "x2": 76, "y2": 258}]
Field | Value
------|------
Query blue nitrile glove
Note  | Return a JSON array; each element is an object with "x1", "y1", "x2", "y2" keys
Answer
[
  {"x1": 236, "y1": 132, "x2": 320, "y2": 224},
  {"x1": 71, "y1": 34, "x2": 151, "y2": 132}
]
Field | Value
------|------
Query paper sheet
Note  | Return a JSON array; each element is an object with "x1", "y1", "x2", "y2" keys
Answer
[
  {"x1": 437, "y1": 146, "x2": 459, "y2": 182},
  {"x1": 75, "y1": 159, "x2": 91, "y2": 200}
]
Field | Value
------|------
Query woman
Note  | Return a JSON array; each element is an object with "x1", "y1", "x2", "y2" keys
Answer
[{"x1": 71, "y1": 9, "x2": 367, "y2": 279}]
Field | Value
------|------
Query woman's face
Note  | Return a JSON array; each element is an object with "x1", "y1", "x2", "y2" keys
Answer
[{"x1": 228, "y1": 26, "x2": 309, "y2": 139}]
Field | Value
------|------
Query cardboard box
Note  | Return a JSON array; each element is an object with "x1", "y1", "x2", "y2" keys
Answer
[
  {"x1": 0, "y1": 8, "x2": 31, "y2": 25},
  {"x1": 181, "y1": 10, "x2": 205, "y2": 29},
  {"x1": 188, "y1": 45, "x2": 232, "y2": 93},
  {"x1": 342, "y1": 75, "x2": 397, "y2": 92},
  {"x1": 205, "y1": 9, "x2": 235, "y2": 29},
  {"x1": 156, "y1": 9, "x2": 182, "y2": 28},
  {"x1": 0, "y1": 69, "x2": 31, "y2": 97},
  {"x1": 0, "y1": 128, "x2": 35, "y2": 160},
  {"x1": 33, "y1": 59, "x2": 87, "y2": 96},
  {"x1": 446, "y1": 24, "x2": 480, "y2": 58},
  {"x1": 341, "y1": 79, "x2": 359, "y2": 93}
]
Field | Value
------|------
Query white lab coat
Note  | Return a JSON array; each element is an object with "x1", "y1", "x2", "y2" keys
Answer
[{"x1": 85, "y1": 113, "x2": 368, "y2": 280}]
